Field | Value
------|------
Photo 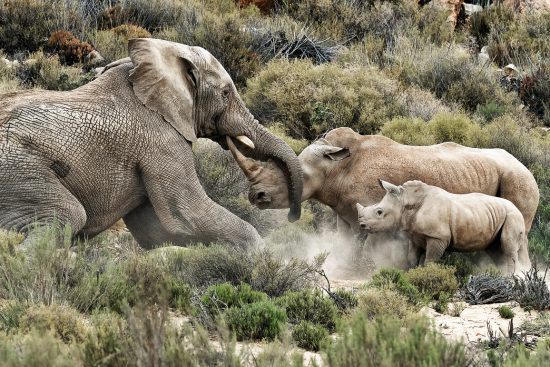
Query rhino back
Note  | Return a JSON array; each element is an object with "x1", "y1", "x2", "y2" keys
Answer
[{"x1": 321, "y1": 131, "x2": 537, "y2": 230}]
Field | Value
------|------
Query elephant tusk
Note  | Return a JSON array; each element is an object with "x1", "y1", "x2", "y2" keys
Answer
[{"x1": 235, "y1": 135, "x2": 255, "y2": 149}]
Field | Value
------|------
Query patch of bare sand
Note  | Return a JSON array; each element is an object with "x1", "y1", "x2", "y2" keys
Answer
[{"x1": 422, "y1": 302, "x2": 541, "y2": 344}]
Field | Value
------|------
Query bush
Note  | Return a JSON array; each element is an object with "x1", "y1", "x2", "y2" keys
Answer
[
  {"x1": 224, "y1": 300, "x2": 287, "y2": 341},
  {"x1": 464, "y1": 273, "x2": 514, "y2": 305},
  {"x1": 47, "y1": 30, "x2": 93, "y2": 65},
  {"x1": 0, "y1": 330, "x2": 82, "y2": 367},
  {"x1": 201, "y1": 282, "x2": 268, "y2": 316},
  {"x1": 381, "y1": 112, "x2": 488, "y2": 147},
  {"x1": 513, "y1": 266, "x2": 550, "y2": 311},
  {"x1": 97, "y1": 0, "x2": 188, "y2": 32},
  {"x1": 276, "y1": 289, "x2": 338, "y2": 332},
  {"x1": 369, "y1": 267, "x2": 420, "y2": 304},
  {"x1": 250, "y1": 249, "x2": 325, "y2": 297},
  {"x1": 82, "y1": 311, "x2": 129, "y2": 367},
  {"x1": 0, "y1": 300, "x2": 27, "y2": 332},
  {"x1": 405, "y1": 263, "x2": 459, "y2": 301},
  {"x1": 93, "y1": 24, "x2": 151, "y2": 62},
  {"x1": 244, "y1": 58, "x2": 404, "y2": 140},
  {"x1": 499, "y1": 305, "x2": 514, "y2": 319},
  {"x1": 19, "y1": 304, "x2": 87, "y2": 343},
  {"x1": 324, "y1": 314, "x2": 472, "y2": 367},
  {"x1": 389, "y1": 36, "x2": 516, "y2": 114},
  {"x1": 331, "y1": 289, "x2": 359, "y2": 313},
  {"x1": 0, "y1": 0, "x2": 89, "y2": 55},
  {"x1": 519, "y1": 313, "x2": 550, "y2": 337},
  {"x1": 520, "y1": 63, "x2": 550, "y2": 126},
  {"x1": 441, "y1": 253, "x2": 477, "y2": 286},
  {"x1": 16, "y1": 51, "x2": 92, "y2": 91},
  {"x1": 292, "y1": 320, "x2": 328, "y2": 352},
  {"x1": 168, "y1": 244, "x2": 253, "y2": 288},
  {"x1": 357, "y1": 288, "x2": 414, "y2": 320}
]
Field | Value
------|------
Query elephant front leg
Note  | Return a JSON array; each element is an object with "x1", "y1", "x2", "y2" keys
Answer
[
  {"x1": 138, "y1": 144, "x2": 263, "y2": 249},
  {"x1": 123, "y1": 200, "x2": 184, "y2": 249}
]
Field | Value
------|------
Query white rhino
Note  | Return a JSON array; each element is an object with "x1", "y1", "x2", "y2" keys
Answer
[{"x1": 356, "y1": 179, "x2": 531, "y2": 275}]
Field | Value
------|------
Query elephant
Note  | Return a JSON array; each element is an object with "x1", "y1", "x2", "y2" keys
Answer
[
  {"x1": 0, "y1": 38, "x2": 303, "y2": 248},
  {"x1": 357, "y1": 180, "x2": 531, "y2": 275},
  {"x1": 228, "y1": 127, "x2": 539, "y2": 267}
]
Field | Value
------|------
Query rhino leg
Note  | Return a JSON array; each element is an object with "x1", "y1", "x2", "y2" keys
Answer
[
  {"x1": 425, "y1": 238, "x2": 448, "y2": 264},
  {"x1": 499, "y1": 216, "x2": 525, "y2": 275}
]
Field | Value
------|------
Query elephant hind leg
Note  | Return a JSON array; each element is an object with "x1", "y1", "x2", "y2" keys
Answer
[{"x1": 0, "y1": 179, "x2": 87, "y2": 241}]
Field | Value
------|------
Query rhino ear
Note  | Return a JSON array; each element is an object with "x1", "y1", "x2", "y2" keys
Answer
[
  {"x1": 318, "y1": 145, "x2": 351, "y2": 161},
  {"x1": 128, "y1": 38, "x2": 199, "y2": 142},
  {"x1": 379, "y1": 179, "x2": 402, "y2": 196}
]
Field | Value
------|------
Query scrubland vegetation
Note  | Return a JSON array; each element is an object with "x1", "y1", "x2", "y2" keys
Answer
[{"x1": 1, "y1": 0, "x2": 550, "y2": 365}]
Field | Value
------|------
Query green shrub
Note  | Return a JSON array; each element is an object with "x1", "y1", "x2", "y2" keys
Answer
[
  {"x1": 498, "y1": 305, "x2": 514, "y2": 319},
  {"x1": 433, "y1": 292, "x2": 451, "y2": 314},
  {"x1": 519, "y1": 313, "x2": 550, "y2": 337},
  {"x1": 369, "y1": 267, "x2": 420, "y2": 304},
  {"x1": 0, "y1": 0, "x2": 88, "y2": 55},
  {"x1": 502, "y1": 338, "x2": 550, "y2": 367},
  {"x1": 331, "y1": 289, "x2": 359, "y2": 313},
  {"x1": 244, "y1": 58, "x2": 404, "y2": 140},
  {"x1": 476, "y1": 101, "x2": 506, "y2": 124},
  {"x1": 441, "y1": 253, "x2": 477, "y2": 286},
  {"x1": 324, "y1": 314, "x2": 472, "y2": 367},
  {"x1": 92, "y1": 24, "x2": 151, "y2": 62},
  {"x1": 513, "y1": 265, "x2": 550, "y2": 311},
  {"x1": 19, "y1": 304, "x2": 87, "y2": 343},
  {"x1": 469, "y1": 5, "x2": 515, "y2": 48},
  {"x1": 83, "y1": 311, "x2": 129, "y2": 367},
  {"x1": 0, "y1": 330, "x2": 82, "y2": 367},
  {"x1": 224, "y1": 301, "x2": 287, "y2": 341},
  {"x1": 201, "y1": 282, "x2": 268, "y2": 316},
  {"x1": 168, "y1": 244, "x2": 253, "y2": 287},
  {"x1": 97, "y1": 0, "x2": 189, "y2": 32},
  {"x1": 0, "y1": 300, "x2": 27, "y2": 332},
  {"x1": 405, "y1": 263, "x2": 459, "y2": 301},
  {"x1": 381, "y1": 113, "x2": 488, "y2": 147},
  {"x1": 390, "y1": 36, "x2": 515, "y2": 114},
  {"x1": 481, "y1": 115, "x2": 550, "y2": 167},
  {"x1": 357, "y1": 288, "x2": 414, "y2": 320},
  {"x1": 166, "y1": 276, "x2": 192, "y2": 313},
  {"x1": 16, "y1": 51, "x2": 92, "y2": 91},
  {"x1": 381, "y1": 117, "x2": 435, "y2": 146},
  {"x1": 520, "y1": 63, "x2": 550, "y2": 126},
  {"x1": 250, "y1": 249, "x2": 325, "y2": 297},
  {"x1": 276, "y1": 289, "x2": 338, "y2": 332},
  {"x1": 429, "y1": 113, "x2": 487, "y2": 146},
  {"x1": 292, "y1": 320, "x2": 328, "y2": 352}
]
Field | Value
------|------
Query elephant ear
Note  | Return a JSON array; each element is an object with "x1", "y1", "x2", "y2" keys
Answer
[{"x1": 128, "y1": 38, "x2": 199, "y2": 142}]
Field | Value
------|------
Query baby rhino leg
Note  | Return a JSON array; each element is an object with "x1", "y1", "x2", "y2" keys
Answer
[
  {"x1": 499, "y1": 213, "x2": 525, "y2": 275},
  {"x1": 425, "y1": 238, "x2": 448, "y2": 264}
]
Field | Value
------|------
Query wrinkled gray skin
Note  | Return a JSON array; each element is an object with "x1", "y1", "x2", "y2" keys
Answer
[
  {"x1": 0, "y1": 38, "x2": 303, "y2": 248},
  {"x1": 231, "y1": 127, "x2": 539, "y2": 268},
  {"x1": 356, "y1": 180, "x2": 531, "y2": 275}
]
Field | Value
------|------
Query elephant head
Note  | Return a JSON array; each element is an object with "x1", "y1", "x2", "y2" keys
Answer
[
  {"x1": 126, "y1": 38, "x2": 303, "y2": 221},
  {"x1": 227, "y1": 136, "x2": 350, "y2": 210}
]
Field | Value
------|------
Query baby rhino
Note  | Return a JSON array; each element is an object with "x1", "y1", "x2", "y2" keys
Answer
[{"x1": 356, "y1": 179, "x2": 531, "y2": 275}]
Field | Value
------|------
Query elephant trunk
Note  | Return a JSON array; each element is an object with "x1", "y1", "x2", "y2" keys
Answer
[
  {"x1": 227, "y1": 121, "x2": 303, "y2": 222},
  {"x1": 253, "y1": 125, "x2": 303, "y2": 221}
]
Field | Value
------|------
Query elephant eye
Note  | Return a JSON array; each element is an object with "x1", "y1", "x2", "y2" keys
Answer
[{"x1": 222, "y1": 89, "x2": 231, "y2": 98}]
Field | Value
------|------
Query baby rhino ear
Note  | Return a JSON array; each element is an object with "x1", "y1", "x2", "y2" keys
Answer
[{"x1": 378, "y1": 179, "x2": 403, "y2": 196}]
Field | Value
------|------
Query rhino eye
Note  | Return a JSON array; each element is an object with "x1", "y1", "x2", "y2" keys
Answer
[{"x1": 376, "y1": 209, "x2": 383, "y2": 216}]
